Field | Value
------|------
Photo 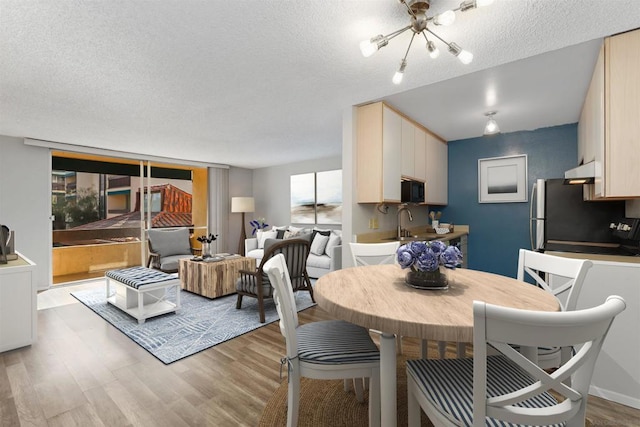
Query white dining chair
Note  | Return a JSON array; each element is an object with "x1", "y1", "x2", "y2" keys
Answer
[
  {"x1": 407, "y1": 296, "x2": 626, "y2": 427},
  {"x1": 517, "y1": 248, "x2": 593, "y2": 368},
  {"x1": 350, "y1": 241, "x2": 403, "y2": 355},
  {"x1": 264, "y1": 254, "x2": 381, "y2": 427},
  {"x1": 435, "y1": 249, "x2": 594, "y2": 364},
  {"x1": 349, "y1": 241, "x2": 400, "y2": 267},
  {"x1": 348, "y1": 241, "x2": 402, "y2": 393}
]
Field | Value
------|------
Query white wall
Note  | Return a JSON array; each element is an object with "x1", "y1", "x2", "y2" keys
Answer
[
  {"x1": 228, "y1": 166, "x2": 253, "y2": 254},
  {"x1": 0, "y1": 136, "x2": 51, "y2": 290},
  {"x1": 252, "y1": 156, "x2": 342, "y2": 230}
]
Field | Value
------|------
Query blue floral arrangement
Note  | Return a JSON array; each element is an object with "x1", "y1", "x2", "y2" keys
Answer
[
  {"x1": 249, "y1": 218, "x2": 269, "y2": 235},
  {"x1": 397, "y1": 240, "x2": 463, "y2": 272}
]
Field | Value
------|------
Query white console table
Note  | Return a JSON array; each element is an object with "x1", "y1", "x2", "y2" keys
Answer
[{"x1": 0, "y1": 252, "x2": 36, "y2": 353}]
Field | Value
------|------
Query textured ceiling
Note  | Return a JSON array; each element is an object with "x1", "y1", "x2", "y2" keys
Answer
[{"x1": 1, "y1": 1, "x2": 639, "y2": 169}]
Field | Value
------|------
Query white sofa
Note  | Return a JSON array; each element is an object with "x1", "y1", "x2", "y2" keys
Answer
[{"x1": 245, "y1": 226, "x2": 342, "y2": 279}]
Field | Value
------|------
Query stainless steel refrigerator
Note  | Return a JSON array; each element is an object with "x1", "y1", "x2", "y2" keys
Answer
[{"x1": 529, "y1": 178, "x2": 626, "y2": 254}]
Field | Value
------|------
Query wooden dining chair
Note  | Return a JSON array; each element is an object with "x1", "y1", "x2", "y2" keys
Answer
[
  {"x1": 236, "y1": 238, "x2": 314, "y2": 323},
  {"x1": 516, "y1": 248, "x2": 593, "y2": 368},
  {"x1": 407, "y1": 296, "x2": 626, "y2": 427},
  {"x1": 264, "y1": 254, "x2": 381, "y2": 427}
]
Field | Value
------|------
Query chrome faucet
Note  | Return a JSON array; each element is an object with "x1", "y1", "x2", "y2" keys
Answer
[{"x1": 397, "y1": 206, "x2": 413, "y2": 239}]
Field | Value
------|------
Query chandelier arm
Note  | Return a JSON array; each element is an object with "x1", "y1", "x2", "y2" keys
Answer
[
  {"x1": 425, "y1": 28, "x2": 452, "y2": 48},
  {"x1": 402, "y1": 32, "x2": 417, "y2": 62},
  {"x1": 383, "y1": 25, "x2": 413, "y2": 42}
]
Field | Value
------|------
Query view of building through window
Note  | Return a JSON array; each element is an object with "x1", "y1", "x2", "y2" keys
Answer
[
  {"x1": 52, "y1": 171, "x2": 193, "y2": 239},
  {"x1": 51, "y1": 154, "x2": 198, "y2": 284}
]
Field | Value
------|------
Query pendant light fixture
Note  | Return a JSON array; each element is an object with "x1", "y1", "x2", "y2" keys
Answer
[
  {"x1": 360, "y1": 0, "x2": 495, "y2": 84},
  {"x1": 484, "y1": 111, "x2": 500, "y2": 135}
]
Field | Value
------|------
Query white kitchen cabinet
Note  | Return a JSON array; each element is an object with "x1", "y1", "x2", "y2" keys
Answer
[
  {"x1": 401, "y1": 117, "x2": 415, "y2": 178},
  {"x1": 580, "y1": 29, "x2": 640, "y2": 199},
  {"x1": 357, "y1": 102, "x2": 402, "y2": 203},
  {"x1": 577, "y1": 44, "x2": 603, "y2": 167},
  {"x1": 357, "y1": 102, "x2": 447, "y2": 204},
  {"x1": 425, "y1": 132, "x2": 448, "y2": 205},
  {"x1": 414, "y1": 126, "x2": 426, "y2": 182},
  {"x1": 0, "y1": 252, "x2": 37, "y2": 353}
]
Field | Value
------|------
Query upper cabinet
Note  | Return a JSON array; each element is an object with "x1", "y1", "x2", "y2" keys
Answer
[
  {"x1": 414, "y1": 127, "x2": 426, "y2": 181},
  {"x1": 401, "y1": 117, "x2": 415, "y2": 178},
  {"x1": 425, "y1": 132, "x2": 448, "y2": 205},
  {"x1": 577, "y1": 45, "x2": 603, "y2": 166},
  {"x1": 356, "y1": 102, "x2": 447, "y2": 204},
  {"x1": 580, "y1": 29, "x2": 640, "y2": 199},
  {"x1": 357, "y1": 102, "x2": 401, "y2": 203}
]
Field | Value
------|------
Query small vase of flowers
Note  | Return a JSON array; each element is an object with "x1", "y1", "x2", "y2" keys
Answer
[
  {"x1": 197, "y1": 233, "x2": 218, "y2": 258},
  {"x1": 397, "y1": 240, "x2": 463, "y2": 290},
  {"x1": 249, "y1": 218, "x2": 269, "y2": 235}
]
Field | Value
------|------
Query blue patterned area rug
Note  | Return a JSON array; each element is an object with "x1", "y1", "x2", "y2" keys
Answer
[{"x1": 71, "y1": 287, "x2": 315, "y2": 365}]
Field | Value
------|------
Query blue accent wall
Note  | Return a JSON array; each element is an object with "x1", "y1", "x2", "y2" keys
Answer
[{"x1": 441, "y1": 124, "x2": 578, "y2": 278}]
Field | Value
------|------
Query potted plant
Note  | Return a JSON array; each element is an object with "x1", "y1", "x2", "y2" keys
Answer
[{"x1": 197, "y1": 233, "x2": 218, "y2": 258}]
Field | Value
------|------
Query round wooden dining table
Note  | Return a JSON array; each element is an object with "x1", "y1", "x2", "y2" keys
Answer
[{"x1": 314, "y1": 264, "x2": 560, "y2": 427}]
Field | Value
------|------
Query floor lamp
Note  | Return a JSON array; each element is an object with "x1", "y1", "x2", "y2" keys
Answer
[{"x1": 231, "y1": 197, "x2": 255, "y2": 256}]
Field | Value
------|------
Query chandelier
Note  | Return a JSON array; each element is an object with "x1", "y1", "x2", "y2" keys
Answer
[{"x1": 360, "y1": 0, "x2": 495, "y2": 84}]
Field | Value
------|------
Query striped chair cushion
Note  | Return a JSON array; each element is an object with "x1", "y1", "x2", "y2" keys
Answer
[
  {"x1": 235, "y1": 273, "x2": 273, "y2": 297},
  {"x1": 106, "y1": 267, "x2": 175, "y2": 289},
  {"x1": 407, "y1": 355, "x2": 564, "y2": 427},
  {"x1": 297, "y1": 320, "x2": 380, "y2": 365}
]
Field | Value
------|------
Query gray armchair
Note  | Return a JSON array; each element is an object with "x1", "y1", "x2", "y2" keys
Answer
[{"x1": 147, "y1": 227, "x2": 200, "y2": 273}]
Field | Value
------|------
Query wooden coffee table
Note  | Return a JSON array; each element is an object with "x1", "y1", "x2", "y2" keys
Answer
[{"x1": 179, "y1": 256, "x2": 256, "y2": 299}]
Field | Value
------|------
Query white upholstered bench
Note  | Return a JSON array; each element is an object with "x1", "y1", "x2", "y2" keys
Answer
[{"x1": 105, "y1": 266, "x2": 181, "y2": 324}]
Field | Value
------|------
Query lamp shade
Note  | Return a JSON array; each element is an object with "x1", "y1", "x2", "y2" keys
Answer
[{"x1": 231, "y1": 197, "x2": 255, "y2": 213}]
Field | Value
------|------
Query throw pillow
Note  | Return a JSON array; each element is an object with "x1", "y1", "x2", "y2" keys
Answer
[
  {"x1": 276, "y1": 229, "x2": 286, "y2": 239},
  {"x1": 324, "y1": 232, "x2": 341, "y2": 258},
  {"x1": 288, "y1": 225, "x2": 303, "y2": 234},
  {"x1": 310, "y1": 229, "x2": 331, "y2": 243},
  {"x1": 257, "y1": 230, "x2": 278, "y2": 249},
  {"x1": 310, "y1": 233, "x2": 330, "y2": 256},
  {"x1": 283, "y1": 229, "x2": 301, "y2": 239}
]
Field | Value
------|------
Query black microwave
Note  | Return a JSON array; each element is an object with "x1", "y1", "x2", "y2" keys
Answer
[{"x1": 401, "y1": 180, "x2": 425, "y2": 203}]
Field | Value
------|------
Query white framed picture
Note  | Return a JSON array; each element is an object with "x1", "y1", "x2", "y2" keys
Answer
[{"x1": 478, "y1": 154, "x2": 528, "y2": 203}]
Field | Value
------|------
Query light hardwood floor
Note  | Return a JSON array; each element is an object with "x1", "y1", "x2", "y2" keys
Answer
[{"x1": 0, "y1": 283, "x2": 637, "y2": 426}]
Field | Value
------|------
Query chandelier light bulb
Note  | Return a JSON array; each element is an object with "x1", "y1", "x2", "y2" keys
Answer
[
  {"x1": 360, "y1": 39, "x2": 377, "y2": 57},
  {"x1": 427, "y1": 41, "x2": 440, "y2": 59},
  {"x1": 392, "y1": 70, "x2": 404, "y2": 85},
  {"x1": 392, "y1": 59, "x2": 407, "y2": 85},
  {"x1": 434, "y1": 10, "x2": 456, "y2": 26},
  {"x1": 457, "y1": 49, "x2": 473, "y2": 64},
  {"x1": 360, "y1": 35, "x2": 386, "y2": 57}
]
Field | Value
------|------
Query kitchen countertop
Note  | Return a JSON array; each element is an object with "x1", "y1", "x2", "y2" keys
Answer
[
  {"x1": 545, "y1": 250, "x2": 640, "y2": 264},
  {"x1": 356, "y1": 225, "x2": 469, "y2": 244}
]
